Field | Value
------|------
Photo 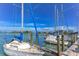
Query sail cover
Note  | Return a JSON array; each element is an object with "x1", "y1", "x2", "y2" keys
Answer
[
  {"x1": 19, "y1": 32, "x2": 23, "y2": 42},
  {"x1": 14, "y1": 32, "x2": 23, "y2": 42}
]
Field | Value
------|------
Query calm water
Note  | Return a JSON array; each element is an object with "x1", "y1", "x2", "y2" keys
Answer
[
  {"x1": 0, "y1": 32, "x2": 72, "y2": 56},
  {"x1": 0, "y1": 32, "x2": 45, "y2": 56}
]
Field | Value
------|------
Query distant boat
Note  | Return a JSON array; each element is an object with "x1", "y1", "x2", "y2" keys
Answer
[{"x1": 45, "y1": 34, "x2": 68, "y2": 45}]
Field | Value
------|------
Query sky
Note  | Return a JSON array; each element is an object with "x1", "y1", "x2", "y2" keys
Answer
[{"x1": 0, "y1": 3, "x2": 79, "y2": 31}]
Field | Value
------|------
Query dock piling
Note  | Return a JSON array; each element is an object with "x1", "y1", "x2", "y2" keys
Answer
[
  {"x1": 30, "y1": 31, "x2": 33, "y2": 46},
  {"x1": 57, "y1": 35, "x2": 61, "y2": 56},
  {"x1": 61, "y1": 34, "x2": 64, "y2": 52}
]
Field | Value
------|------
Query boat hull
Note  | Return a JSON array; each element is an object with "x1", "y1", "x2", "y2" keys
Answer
[{"x1": 3, "y1": 47, "x2": 44, "y2": 56}]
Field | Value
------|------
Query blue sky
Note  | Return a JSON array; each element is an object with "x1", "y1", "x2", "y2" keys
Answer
[{"x1": 0, "y1": 3, "x2": 79, "y2": 31}]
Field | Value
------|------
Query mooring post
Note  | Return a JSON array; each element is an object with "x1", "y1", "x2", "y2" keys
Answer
[
  {"x1": 45, "y1": 32, "x2": 48, "y2": 37},
  {"x1": 24, "y1": 31, "x2": 28, "y2": 42},
  {"x1": 30, "y1": 31, "x2": 33, "y2": 46},
  {"x1": 38, "y1": 32, "x2": 42, "y2": 37},
  {"x1": 35, "y1": 32, "x2": 39, "y2": 45},
  {"x1": 76, "y1": 33, "x2": 78, "y2": 40},
  {"x1": 61, "y1": 34, "x2": 64, "y2": 52},
  {"x1": 57, "y1": 35, "x2": 61, "y2": 56},
  {"x1": 71, "y1": 34, "x2": 74, "y2": 45},
  {"x1": 73, "y1": 33, "x2": 76, "y2": 43},
  {"x1": 38, "y1": 32, "x2": 41, "y2": 35},
  {"x1": 74, "y1": 34, "x2": 76, "y2": 42},
  {"x1": 73, "y1": 34, "x2": 76, "y2": 43},
  {"x1": 75, "y1": 33, "x2": 78, "y2": 42}
]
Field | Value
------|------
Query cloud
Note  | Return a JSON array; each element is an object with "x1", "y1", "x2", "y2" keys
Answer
[
  {"x1": 0, "y1": 21, "x2": 9, "y2": 26},
  {"x1": 0, "y1": 25, "x2": 78, "y2": 32},
  {"x1": 25, "y1": 23, "x2": 46, "y2": 27},
  {"x1": 26, "y1": 23, "x2": 34, "y2": 26},
  {"x1": 0, "y1": 22, "x2": 46, "y2": 27}
]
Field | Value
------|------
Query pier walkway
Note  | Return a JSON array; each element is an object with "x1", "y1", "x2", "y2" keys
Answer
[{"x1": 62, "y1": 39, "x2": 79, "y2": 56}]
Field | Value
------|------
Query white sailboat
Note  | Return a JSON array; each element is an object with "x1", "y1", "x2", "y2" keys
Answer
[
  {"x1": 3, "y1": 40, "x2": 44, "y2": 56},
  {"x1": 45, "y1": 34, "x2": 68, "y2": 45},
  {"x1": 3, "y1": 3, "x2": 44, "y2": 56},
  {"x1": 45, "y1": 4, "x2": 68, "y2": 46}
]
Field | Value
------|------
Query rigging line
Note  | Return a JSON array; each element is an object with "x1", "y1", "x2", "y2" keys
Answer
[
  {"x1": 64, "y1": 5, "x2": 77, "y2": 12},
  {"x1": 12, "y1": 3, "x2": 40, "y2": 12},
  {"x1": 61, "y1": 4, "x2": 64, "y2": 28},
  {"x1": 61, "y1": 4, "x2": 66, "y2": 31},
  {"x1": 56, "y1": 4, "x2": 78, "y2": 15},
  {"x1": 29, "y1": 4, "x2": 39, "y2": 45},
  {"x1": 12, "y1": 3, "x2": 21, "y2": 9},
  {"x1": 12, "y1": 3, "x2": 79, "y2": 15},
  {"x1": 76, "y1": 12, "x2": 79, "y2": 32},
  {"x1": 57, "y1": 8, "x2": 59, "y2": 35},
  {"x1": 13, "y1": 4, "x2": 15, "y2": 27},
  {"x1": 54, "y1": 4, "x2": 57, "y2": 31},
  {"x1": 33, "y1": 4, "x2": 40, "y2": 11},
  {"x1": 61, "y1": 4, "x2": 69, "y2": 37},
  {"x1": 18, "y1": 3, "x2": 24, "y2": 42}
]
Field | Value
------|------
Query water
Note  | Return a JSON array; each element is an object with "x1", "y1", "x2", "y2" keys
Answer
[
  {"x1": 0, "y1": 32, "x2": 72, "y2": 56},
  {"x1": 0, "y1": 32, "x2": 45, "y2": 56}
]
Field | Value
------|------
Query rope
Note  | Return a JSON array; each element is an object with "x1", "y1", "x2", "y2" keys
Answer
[{"x1": 29, "y1": 4, "x2": 39, "y2": 45}]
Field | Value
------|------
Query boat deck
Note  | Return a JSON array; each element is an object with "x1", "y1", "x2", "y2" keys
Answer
[{"x1": 62, "y1": 39, "x2": 79, "y2": 56}]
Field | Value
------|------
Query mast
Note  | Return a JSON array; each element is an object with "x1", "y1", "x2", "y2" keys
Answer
[
  {"x1": 61, "y1": 4, "x2": 64, "y2": 52},
  {"x1": 54, "y1": 4, "x2": 57, "y2": 32},
  {"x1": 21, "y1": 3, "x2": 24, "y2": 30},
  {"x1": 56, "y1": 7, "x2": 59, "y2": 35},
  {"x1": 61, "y1": 4, "x2": 64, "y2": 31},
  {"x1": 54, "y1": 4, "x2": 59, "y2": 34},
  {"x1": 76, "y1": 12, "x2": 79, "y2": 32},
  {"x1": 19, "y1": 3, "x2": 24, "y2": 42},
  {"x1": 56, "y1": 8, "x2": 61, "y2": 56}
]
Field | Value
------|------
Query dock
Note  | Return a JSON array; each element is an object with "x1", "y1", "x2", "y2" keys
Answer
[
  {"x1": 40, "y1": 47, "x2": 58, "y2": 56},
  {"x1": 62, "y1": 39, "x2": 79, "y2": 56}
]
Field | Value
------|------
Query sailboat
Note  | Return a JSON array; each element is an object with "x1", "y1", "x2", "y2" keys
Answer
[
  {"x1": 44, "y1": 4, "x2": 68, "y2": 46},
  {"x1": 45, "y1": 34, "x2": 68, "y2": 45},
  {"x1": 3, "y1": 3, "x2": 44, "y2": 56}
]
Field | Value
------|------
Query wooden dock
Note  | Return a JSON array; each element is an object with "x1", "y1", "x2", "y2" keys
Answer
[
  {"x1": 40, "y1": 47, "x2": 58, "y2": 56},
  {"x1": 62, "y1": 39, "x2": 79, "y2": 56}
]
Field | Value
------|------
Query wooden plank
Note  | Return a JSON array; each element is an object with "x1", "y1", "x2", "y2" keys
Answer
[
  {"x1": 40, "y1": 47, "x2": 58, "y2": 56},
  {"x1": 62, "y1": 39, "x2": 79, "y2": 56}
]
